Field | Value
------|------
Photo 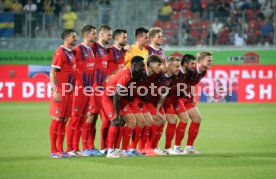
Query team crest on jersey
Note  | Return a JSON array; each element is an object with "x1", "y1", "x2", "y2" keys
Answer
[
  {"x1": 55, "y1": 108, "x2": 60, "y2": 114},
  {"x1": 108, "y1": 112, "x2": 113, "y2": 118},
  {"x1": 123, "y1": 106, "x2": 127, "y2": 112},
  {"x1": 74, "y1": 106, "x2": 79, "y2": 112},
  {"x1": 88, "y1": 105, "x2": 93, "y2": 110}
]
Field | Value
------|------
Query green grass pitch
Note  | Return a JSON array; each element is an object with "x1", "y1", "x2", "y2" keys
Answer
[{"x1": 0, "y1": 102, "x2": 276, "y2": 179}]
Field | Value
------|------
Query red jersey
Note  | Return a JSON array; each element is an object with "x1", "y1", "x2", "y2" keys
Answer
[
  {"x1": 105, "y1": 67, "x2": 132, "y2": 96},
  {"x1": 91, "y1": 42, "x2": 108, "y2": 87},
  {"x1": 106, "y1": 45, "x2": 125, "y2": 76},
  {"x1": 73, "y1": 43, "x2": 95, "y2": 87},
  {"x1": 180, "y1": 63, "x2": 207, "y2": 100},
  {"x1": 145, "y1": 45, "x2": 166, "y2": 64},
  {"x1": 51, "y1": 46, "x2": 76, "y2": 91}
]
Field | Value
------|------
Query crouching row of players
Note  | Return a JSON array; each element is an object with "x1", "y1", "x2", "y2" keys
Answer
[{"x1": 48, "y1": 28, "x2": 212, "y2": 158}]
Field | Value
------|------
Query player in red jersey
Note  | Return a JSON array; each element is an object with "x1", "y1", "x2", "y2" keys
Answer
[
  {"x1": 123, "y1": 55, "x2": 162, "y2": 156},
  {"x1": 65, "y1": 25, "x2": 97, "y2": 157},
  {"x1": 180, "y1": 52, "x2": 212, "y2": 154},
  {"x1": 166, "y1": 52, "x2": 212, "y2": 154},
  {"x1": 49, "y1": 29, "x2": 77, "y2": 158},
  {"x1": 142, "y1": 56, "x2": 181, "y2": 156},
  {"x1": 106, "y1": 29, "x2": 127, "y2": 76},
  {"x1": 106, "y1": 29, "x2": 128, "y2": 154},
  {"x1": 86, "y1": 25, "x2": 112, "y2": 154},
  {"x1": 143, "y1": 27, "x2": 168, "y2": 155},
  {"x1": 163, "y1": 54, "x2": 196, "y2": 155},
  {"x1": 145, "y1": 27, "x2": 166, "y2": 63},
  {"x1": 103, "y1": 56, "x2": 145, "y2": 158}
]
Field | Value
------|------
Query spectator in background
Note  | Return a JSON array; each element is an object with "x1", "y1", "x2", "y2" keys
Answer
[
  {"x1": 158, "y1": 0, "x2": 173, "y2": 22},
  {"x1": 191, "y1": 0, "x2": 203, "y2": 13},
  {"x1": 259, "y1": 0, "x2": 275, "y2": 18},
  {"x1": 11, "y1": 0, "x2": 23, "y2": 37},
  {"x1": 216, "y1": 0, "x2": 231, "y2": 19},
  {"x1": 261, "y1": 17, "x2": 274, "y2": 44},
  {"x1": 43, "y1": 0, "x2": 55, "y2": 37},
  {"x1": 99, "y1": 0, "x2": 111, "y2": 25},
  {"x1": 23, "y1": 0, "x2": 37, "y2": 38},
  {"x1": 11, "y1": 0, "x2": 22, "y2": 12},
  {"x1": 53, "y1": 0, "x2": 63, "y2": 31},
  {"x1": 212, "y1": 17, "x2": 223, "y2": 44},
  {"x1": 62, "y1": 4, "x2": 77, "y2": 30},
  {"x1": 234, "y1": 30, "x2": 247, "y2": 46}
]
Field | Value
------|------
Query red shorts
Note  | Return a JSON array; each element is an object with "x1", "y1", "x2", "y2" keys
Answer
[
  {"x1": 100, "y1": 94, "x2": 116, "y2": 121},
  {"x1": 87, "y1": 94, "x2": 101, "y2": 114},
  {"x1": 163, "y1": 96, "x2": 187, "y2": 114},
  {"x1": 128, "y1": 97, "x2": 148, "y2": 114},
  {"x1": 178, "y1": 98, "x2": 196, "y2": 111},
  {"x1": 71, "y1": 86, "x2": 90, "y2": 116},
  {"x1": 120, "y1": 98, "x2": 133, "y2": 115},
  {"x1": 49, "y1": 92, "x2": 73, "y2": 118},
  {"x1": 145, "y1": 101, "x2": 164, "y2": 116}
]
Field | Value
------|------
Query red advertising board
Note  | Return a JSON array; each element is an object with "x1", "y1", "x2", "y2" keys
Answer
[
  {"x1": 0, "y1": 65, "x2": 276, "y2": 102},
  {"x1": 0, "y1": 78, "x2": 51, "y2": 101}
]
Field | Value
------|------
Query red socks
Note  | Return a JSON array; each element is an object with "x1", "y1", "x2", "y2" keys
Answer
[
  {"x1": 122, "y1": 126, "x2": 133, "y2": 150},
  {"x1": 187, "y1": 122, "x2": 200, "y2": 146},
  {"x1": 88, "y1": 122, "x2": 96, "y2": 149},
  {"x1": 175, "y1": 121, "x2": 187, "y2": 146},
  {"x1": 81, "y1": 122, "x2": 91, "y2": 151},
  {"x1": 100, "y1": 117, "x2": 110, "y2": 150},
  {"x1": 146, "y1": 125, "x2": 160, "y2": 149},
  {"x1": 153, "y1": 124, "x2": 165, "y2": 149},
  {"x1": 130, "y1": 126, "x2": 143, "y2": 149},
  {"x1": 66, "y1": 116, "x2": 80, "y2": 152},
  {"x1": 49, "y1": 119, "x2": 59, "y2": 154},
  {"x1": 139, "y1": 125, "x2": 151, "y2": 150},
  {"x1": 114, "y1": 126, "x2": 124, "y2": 149},
  {"x1": 165, "y1": 123, "x2": 176, "y2": 149},
  {"x1": 107, "y1": 125, "x2": 118, "y2": 149},
  {"x1": 57, "y1": 121, "x2": 67, "y2": 152}
]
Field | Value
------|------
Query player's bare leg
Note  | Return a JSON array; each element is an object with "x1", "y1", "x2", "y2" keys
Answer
[{"x1": 185, "y1": 106, "x2": 202, "y2": 154}]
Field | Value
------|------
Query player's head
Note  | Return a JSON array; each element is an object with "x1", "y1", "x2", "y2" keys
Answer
[
  {"x1": 149, "y1": 27, "x2": 163, "y2": 46},
  {"x1": 61, "y1": 29, "x2": 77, "y2": 47},
  {"x1": 181, "y1": 54, "x2": 196, "y2": 72},
  {"x1": 135, "y1": 27, "x2": 149, "y2": 46},
  {"x1": 113, "y1": 29, "x2": 127, "y2": 47},
  {"x1": 98, "y1": 25, "x2": 112, "y2": 45},
  {"x1": 147, "y1": 54, "x2": 162, "y2": 74},
  {"x1": 197, "y1": 51, "x2": 212, "y2": 69},
  {"x1": 131, "y1": 56, "x2": 145, "y2": 76},
  {"x1": 81, "y1": 25, "x2": 97, "y2": 45},
  {"x1": 167, "y1": 56, "x2": 181, "y2": 75}
]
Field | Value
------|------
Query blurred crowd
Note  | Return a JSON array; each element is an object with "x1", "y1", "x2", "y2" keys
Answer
[{"x1": 155, "y1": 0, "x2": 275, "y2": 46}]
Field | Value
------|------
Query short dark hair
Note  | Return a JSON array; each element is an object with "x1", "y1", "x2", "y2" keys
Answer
[
  {"x1": 167, "y1": 56, "x2": 181, "y2": 63},
  {"x1": 61, "y1": 29, "x2": 75, "y2": 40},
  {"x1": 131, "y1": 56, "x2": 144, "y2": 64},
  {"x1": 99, "y1": 24, "x2": 111, "y2": 32},
  {"x1": 135, "y1": 27, "x2": 149, "y2": 38},
  {"x1": 146, "y1": 54, "x2": 162, "y2": 66},
  {"x1": 81, "y1": 25, "x2": 96, "y2": 36},
  {"x1": 181, "y1": 54, "x2": 196, "y2": 65},
  {"x1": 112, "y1": 29, "x2": 127, "y2": 39}
]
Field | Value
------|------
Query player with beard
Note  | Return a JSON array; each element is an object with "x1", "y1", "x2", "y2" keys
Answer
[
  {"x1": 49, "y1": 29, "x2": 77, "y2": 158},
  {"x1": 106, "y1": 29, "x2": 128, "y2": 155},
  {"x1": 103, "y1": 56, "x2": 145, "y2": 158},
  {"x1": 163, "y1": 54, "x2": 196, "y2": 154},
  {"x1": 85, "y1": 25, "x2": 112, "y2": 155},
  {"x1": 65, "y1": 25, "x2": 97, "y2": 156}
]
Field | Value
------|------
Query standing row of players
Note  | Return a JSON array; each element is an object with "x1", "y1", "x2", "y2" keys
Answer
[{"x1": 49, "y1": 25, "x2": 212, "y2": 158}]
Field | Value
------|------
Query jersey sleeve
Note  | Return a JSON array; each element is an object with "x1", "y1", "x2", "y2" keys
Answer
[
  {"x1": 51, "y1": 49, "x2": 65, "y2": 69},
  {"x1": 117, "y1": 70, "x2": 131, "y2": 88}
]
